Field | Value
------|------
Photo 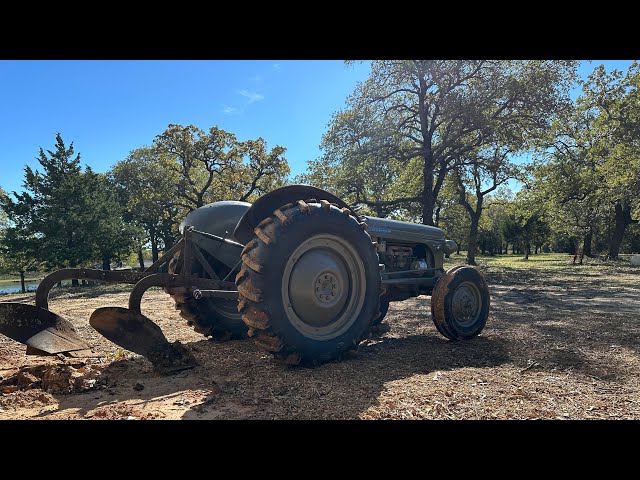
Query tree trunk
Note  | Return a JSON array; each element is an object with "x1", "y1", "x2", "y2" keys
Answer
[
  {"x1": 20, "y1": 270, "x2": 25, "y2": 293},
  {"x1": 583, "y1": 228, "x2": 593, "y2": 257},
  {"x1": 163, "y1": 235, "x2": 175, "y2": 254},
  {"x1": 422, "y1": 192, "x2": 435, "y2": 226},
  {"x1": 151, "y1": 240, "x2": 159, "y2": 263},
  {"x1": 422, "y1": 162, "x2": 435, "y2": 226},
  {"x1": 138, "y1": 248, "x2": 145, "y2": 270},
  {"x1": 534, "y1": 245, "x2": 539, "y2": 255},
  {"x1": 608, "y1": 202, "x2": 636, "y2": 259},
  {"x1": 102, "y1": 255, "x2": 111, "y2": 271},
  {"x1": 524, "y1": 242, "x2": 530, "y2": 260},
  {"x1": 72, "y1": 278, "x2": 79, "y2": 287},
  {"x1": 466, "y1": 216, "x2": 480, "y2": 265},
  {"x1": 457, "y1": 243, "x2": 461, "y2": 255}
]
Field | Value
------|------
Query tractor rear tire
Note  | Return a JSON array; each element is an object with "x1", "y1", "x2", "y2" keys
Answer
[
  {"x1": 236, "y1": 199, "x2": 381, "y2": 366},
  {"x1": 166, "y1": 249, "x2": 248, "y2": 341},
  {"x1": 430, "y1": 266, "x2": 490, "y2": 341}
]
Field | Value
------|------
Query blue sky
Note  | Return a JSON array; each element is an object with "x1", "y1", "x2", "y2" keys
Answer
[{"x1": 0, "y1": 60, "x2": 634, "y2": 194}]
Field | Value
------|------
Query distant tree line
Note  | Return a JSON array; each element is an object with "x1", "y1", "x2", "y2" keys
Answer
[{"x1": 0, "y1": 125, "x2": 289, "y2": 290}]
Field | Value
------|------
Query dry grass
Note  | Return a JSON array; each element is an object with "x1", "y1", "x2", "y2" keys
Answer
[{"x1": 1, "y1": 255, "x2": 639, "y2": 420}]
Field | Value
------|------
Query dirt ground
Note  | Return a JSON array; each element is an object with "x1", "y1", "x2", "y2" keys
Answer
[{"x1": 1, "y1": 261, "x2": 639, "y2": 420}]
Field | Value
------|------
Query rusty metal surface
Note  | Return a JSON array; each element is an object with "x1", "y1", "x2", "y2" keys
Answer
[
  {"x1": 430, "y1": 266, "x2": 477, "y2": 341},
  {"x1": 0, "y1": 302, "x2": 89, "y2": 354},
  {"x1": 89, "y1": 307, "x2": 197, "y2": 373},
  {"x1": 430, "y1": 270, "x2": 455, "y2": 339},
  {"x1": 191, "y1": 242, "x2": 218, "y2": 280},
  {"x1": 144, "y1": 238, "x2": 184, "y2": 273},
  {"x1": 26, "y1": 329, "x2": 88, "y2": 354},
  {"x1": 89, "y1": 307, "x2": 165, "y2": 356},
  {"x1": 127, "y1": 273, "x2": 235, "y2": 314},
  {"x1": 193, "y1": 289, "x2": 239, "y2": 300},
  {"x1": 191, "y1": 228, "x2": 245, "y2": 249},
  {"x1": 35, "y1": 268, "x2": 153, "y2": 310}
]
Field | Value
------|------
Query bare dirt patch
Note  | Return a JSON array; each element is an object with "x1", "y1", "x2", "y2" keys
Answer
[{"x1": 1, "y1": 264, "x2": 639, "y2": 420}]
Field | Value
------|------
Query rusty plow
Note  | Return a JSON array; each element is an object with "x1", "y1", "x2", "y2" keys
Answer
[{"x1": 0, "y1": 228, "x2": 242, "y2": 374}]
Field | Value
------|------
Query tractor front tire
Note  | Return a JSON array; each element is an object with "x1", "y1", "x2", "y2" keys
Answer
[
  {"x1": 372, "y1": 295, "x2": 390, "y2": 326},
  {"x1": 430, "y1": 266, "x2": 490, "y2": 341},
  {"x1": 236, "y1": 199, "x2": 381, "y2": 366}
]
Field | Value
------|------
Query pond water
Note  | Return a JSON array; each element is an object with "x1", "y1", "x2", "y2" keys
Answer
[{"x1": 0, "y1": 279, "x2": 73, "y2": 294}]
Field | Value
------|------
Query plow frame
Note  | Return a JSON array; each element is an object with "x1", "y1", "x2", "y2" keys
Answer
[{"x1": 33, "y1": 226, "x2": 242, "y2": 313}]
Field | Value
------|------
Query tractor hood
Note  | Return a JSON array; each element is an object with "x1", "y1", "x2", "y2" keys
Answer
[{"x1": 365, "y1": 216, "x2": 446, "y2": 244}]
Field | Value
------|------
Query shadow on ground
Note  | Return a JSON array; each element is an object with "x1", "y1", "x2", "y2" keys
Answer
[{"x1": 45, "y1": 332, "x2": 509, "y2": 419}]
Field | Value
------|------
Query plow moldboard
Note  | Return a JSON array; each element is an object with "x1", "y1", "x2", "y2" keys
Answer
[{"x1": 0, "y1": 302, "x2": 90, "y2": 355}]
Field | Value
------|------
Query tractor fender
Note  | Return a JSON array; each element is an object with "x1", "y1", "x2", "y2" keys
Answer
[
  {"x1": 180, "y1": 201, "x2": 251, "y2": 269},
  {"x1": 233, "y1": 185, "x2": 350, "y2": 244}
]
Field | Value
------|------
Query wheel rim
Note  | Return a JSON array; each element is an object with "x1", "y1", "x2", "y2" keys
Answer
[
  {"x1": 451, "y1": 280, "x2": 482, "y2": 327},
  {"x1": 282, "y1": 234, "x2": 366, "y2": 340}
]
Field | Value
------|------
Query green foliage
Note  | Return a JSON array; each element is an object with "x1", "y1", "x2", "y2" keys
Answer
[
  {"x1": 113, "y1": 126, "x2": 289, "y2": 261},
  {"x1": 152, "y1": 124, "x2": 289, "y2": 210},
  {"x1": 0, "y1": 187, "x2": 6, "y2": 227},
  {"x1": 433, "y1": 178, "x2": 470, "y2": 250},
  {"x1": 0, "y1": 227, "x2": 40, "y2": 277},
  {"x1": 87, "y1": 173, "x2": 140, "y2": 269},
  {"x1": 453, "y1": 145, "x2": 520, "y2": 263},
  {"x1": 5, "y1": 61, "x2": 639, "y2": 277},
  {"x1": 1, "y1": 134, "x2": 135, "y2": 272},
  {"x1": 2, "y1": 134, "x2": 91, "y2": 269},
  {"x1": 235, "y1": 138, "x2": 289, "y2": 202},
  {"x1": 498, "y1": 189, "x2": 551, "y2": 258},
  {"x1": 531, "y1": 61, "x2": 640, "y2": 258},
  {"x1": 1, "y1": 185, "x2": 39, "y2": 278},
  {"x1": 311, "y1": 60, "x2": 578, "y2": 226},
  {"x1": 500, "y1": 214, "x2": 523, "y2": 251},
  {"x1": 153, "y1": 124, "x2": 239, "y2": 210},
  {"x1": 623, "y1": 223, "x2": 640, "y2": 253},
  {"x1": 110, "y1": 147, "x2": 180, "y2": 258}
]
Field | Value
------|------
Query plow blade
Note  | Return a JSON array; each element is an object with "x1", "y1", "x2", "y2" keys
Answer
[
  {"x1": 0, "y1": 302, "x2": 91, "y2": 357},
  {"x1": 90, "y1": 307, "x2": 198, "y2": 374}
]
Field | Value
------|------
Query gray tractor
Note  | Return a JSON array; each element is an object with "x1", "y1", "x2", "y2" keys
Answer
[{"x1": 0, "y1": 185, "x2": 490, "y2": 370}]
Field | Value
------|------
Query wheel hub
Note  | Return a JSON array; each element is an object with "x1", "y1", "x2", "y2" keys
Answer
[
  {"x1": 287, "y1": 248, "x2": 349, "y2": 328},
  {"x1": 451, "y1": 282, "x2": 481, "y2": 326},
  {"x1": 282, "y1": 234, "x2": 366, "y2": 340},
  {"x1": 315, "y1": 272, "x2": 339, "y2": 304}
]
